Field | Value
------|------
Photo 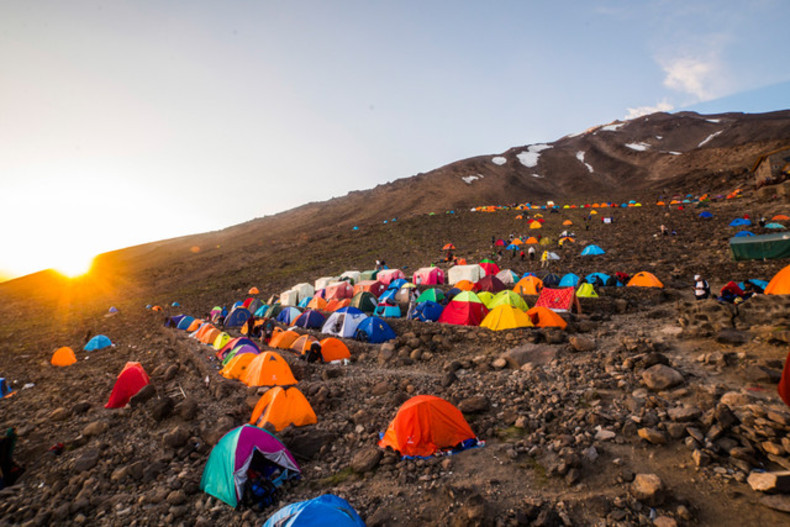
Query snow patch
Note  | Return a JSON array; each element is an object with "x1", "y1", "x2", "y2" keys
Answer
[
  {"x1": 531, "y1": 173, "x2": 544, "y2": 178},
  {"x1": 698, "y1": 130, "x2": 723, "y2": 147},
  {"x1": 666, "y1": 151, "x2": 682, "y2": 155},
  {"x1": 655, "y1": 136, "x2": 663, "y2": 140},
  {"x1": 517, "y1": 144, "x2": 552, "y2": 168},
  {"x1": 576, "y1": 151, "x2": 594, "y2": 173},
  {"x1": 492, "y1": 156, "x2": 507, "y2": 166},
  {"x1": 600, "y1": 122, "x2": 626, "y2": 132},
  {"x1": 625, "y1": 142, "x2": 651, "y2": 151},
  {"x1": 462, "y1": 174, "x2": 484, "y2": 184},
  {"x1": 706, "y1": 119, "x2": 721, "y2": 123}
]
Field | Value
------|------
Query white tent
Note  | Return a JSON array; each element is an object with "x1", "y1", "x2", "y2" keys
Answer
[
  {"x1": 340, "y1": 270, "x2": 361, "y2": 285},
  {"x1": 321, "y1": 310, "x2": 368, "y2": 338},
  {"x1": 280, "y1": 289, "x2": 300, "y2": 306},
  {"x1": 315, "y1": 276, "x2": 340, "y2": 291},
  {"x1": 291, "y1": 283, "x2": 315, "y2": 302},
  {"x1": 448, "y1": 264, "x2": 486, "y2": 285}
]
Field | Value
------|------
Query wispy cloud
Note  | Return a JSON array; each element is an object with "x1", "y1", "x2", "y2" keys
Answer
[
  {"x1": 625, "y1": 100, "x2": 674, "y2": 120},
  {"x1": 660, "y1": 56, "x2": 719, "y2": 100}
]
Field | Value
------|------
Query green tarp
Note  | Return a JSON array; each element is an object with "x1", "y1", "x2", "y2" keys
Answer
[{"x1": 730, "y1": 232, "x2": 790, "y2": 261}]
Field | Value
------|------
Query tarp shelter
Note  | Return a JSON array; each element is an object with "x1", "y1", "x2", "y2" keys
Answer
[
  {"x1": 249, "y1": 386, "x2": 317, "y2": 432},
  {"x1": 534, "y1": 287, "x2": 580, "y2": 313},
  {"x1": 376, "y1": 269, "x2": 406, "y2": 286},
  {"x1": 581, "y1": 245, "x2": 605, "y2": 256},
  {"x1": 263, "y1": 494, "x2": 365, "y2": 527},
  {"x1": 51, "y1": 347, "x2": 77, "y2": 366},
  {"x1": 84, "y1": 335, "x2": 112, "y2": 351},
  {"x1": 766, "y1": 264, "x2": 790, "y2": 294},
  {"x1": 627, "y1": 272, "x2": 664, "y2": 288},
  {"x1": 527, "y1": 306, "x2": 568, "y2": 329},
  {"x1": 318, "y1": 338, "x2": 351, "y2": 362},
  {"x1": 355, "y1": 317, "x2": 397, "y2": 343},
  {"x1": 242, "y1": 352, "x2": 297, "y2": 387},
  {"x1": 322, "y1": 308, "x2": 368, "y2": 338},
  {"x1": 513, "y1": 276, "x2": 543, "y2": 295},
  {"x1": 200, "y1": 425, "x2": 301, "y2": 508},
  {"x1": 224, "y1": 308, "x2": 252, "y2": 328},
  {"x1": 438, "y1": 291, "x2": 489, "y2": 326},
  {"x1": 105, "y1": 362, "x2": 149, "y2": 409},
  {"x1": 448, "y1": 264, "x2": 486, "y2": 285},
  {"x1": 293, "y1": 310, "x2": 326, "y2": 330},
  {"x1": 480, "y1": 305, "x2": 533, "y2": 331},
  {"x1": 576, "y1": 283, "x2": 598, "y2": 298},
  {"x1": 378, "y1": 395, "x2": 480, "y2": 457},
  {"x1": 730, "y1": 232, "x2": 790, "y2": 261},
  {"x1": 413, "y1": 267, "x2": 444, "y2": 285},
  {"x1": 411, "y1": 301, "x2": 444, "y2": 322}
]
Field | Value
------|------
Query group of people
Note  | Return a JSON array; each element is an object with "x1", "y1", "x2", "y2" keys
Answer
[{"x1": 693, "y1": 275, "x2": 764, "y2": 303}]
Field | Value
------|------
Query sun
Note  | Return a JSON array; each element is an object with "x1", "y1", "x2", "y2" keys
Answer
[{"x1": 54, "y1": 254, "x2": 95, "y2": 278}]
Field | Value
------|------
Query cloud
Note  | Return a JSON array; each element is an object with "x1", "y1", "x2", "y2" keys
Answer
[
  {"x1": 660, "y1": 56, "x2": 718, "y2": 100},
  {"x1": 625, "y1": 100, "x2": 674, "y2": 120}
]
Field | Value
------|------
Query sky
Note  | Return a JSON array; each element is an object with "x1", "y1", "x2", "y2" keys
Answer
[{"x1": 1, "y1": 1, "x2": 789, "y2": 280}]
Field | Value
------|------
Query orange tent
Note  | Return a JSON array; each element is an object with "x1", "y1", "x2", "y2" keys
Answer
[
  {"x1": 442, "y1": 243, "x2": 456, "y2": 250},
  {"x1": 151, "y1": 305, "x2": 163, "y2": 312},
  {"x1": 249, "y1": 386, "x2": 317, "y2": 431},
  {"x1": 772, "y1": 215, "x2": 790, "y2": 221},
  {"x1": 307, "y1": 296, "x2": 328, "y2": 310},
  {"x1": 562, "y1": 220, "x2": 573, "y2": 226},
  {"x1": 524, "y1": 237, "x2": 538, "y2": 244},
  {"x1": 526, "y1": 306, "x2": 568, "y2": 329},
  {"x1": 186, "y1": 319, "x2": 202, "y2": 332},
  {"x1": 766, "y1": 264, "x2": 790, "y2": 294},
  {"x1": 199, "y1": 327, "x2": 222, "y2": 345},
  {"x1": 456, "y1": 258, "x2": 468, "y2": 265},
  {"x1": 51, "y1": 346, "x2": 77, "y2": 367},
  {"x1": 455, "y1": 280, "x2": 476, "y2": 291},
  {"x1": 529, "y1": 221, "x2": 542, "y2": 229},
  {"x1": 290, "y1": 334, "x2": 318, "y2": 354},
  {"x1": 248, "y1": 287, "x2": 260, "y2": 295},
  {"x1": 319, "y1": 337, "x2": 351, "y2": 362},
  {"x1": 240, "y1": 319, "x2": 265, "y2": 336},
  {"x1": 378, "y1": 395, "x2": 477, "y2": 457},
  {"x1": 627, "y1": 271, "x2": 664, "y2": 288},
  {"x1": 220, "y1": 353, "x2": 256, "y2": 380},
  {"x1": 511, "y1": 238, "x2": 524, "y2": 245},
  {"x1": 270, "y1": 330, "x2": 301, "y2": 350},
  {"x1": 195, "y1": 323, "x2": 217, "y2": 341},
  {"x1": 324, "y1": 298, "x2": 351, "y2": 312},
  {"x1": 513, "y1": 276, "x2": 543, "y2": 295},
  {"x1": 242, "y1": 352, "x2": 297, "y2": 387},
  {"x1": 656, "y1": 201, "x2": 665, "y2": 206}
]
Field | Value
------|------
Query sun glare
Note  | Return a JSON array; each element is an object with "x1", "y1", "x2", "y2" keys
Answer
[{"x1": 54, "y1": 254, "x2": 95, "y2": 278}]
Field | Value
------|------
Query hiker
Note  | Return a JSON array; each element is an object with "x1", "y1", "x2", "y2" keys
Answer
[
  {"x1": 759, "y1": 216, "x2": 767, "y2": 228},
  {"x1": 540, "y1": 250, "x2": 549, "y2": 268},
  {"x1": 244, "y1": 316, "x2": 255, "y2": 336},
  {"x1": 694, "y1": 275, "x2": 711, "y2": 301},
  {"x1": 0, "y1": 428, "x2": 23, "y2": 490},
  {"x1": 261, "y1": 318, "x2": 275, "y2": 345},
  {"x1": 660, "y1": 224, "x2": 668, "y2": 236},
  {"x1": 407, "y1": 288, "x2": 419, "y2": 319},
  {"x1": 305, "y1": 341, "x2": 322, "y2": 363},
  {"x1": 528, "y1": 246, "x2": 536, "y2": 261},
  {"x1": 520, "y1": 250, "x2": 526, "y2": 261}
]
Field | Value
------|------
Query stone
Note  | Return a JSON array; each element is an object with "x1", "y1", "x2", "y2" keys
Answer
[
  {"x1": 166, "y1": 490, "x2": 187, "y2": 505},
  {"x1": 631, "y1": 473, "x2": 665, "y2": 506},
  {"x1": 748, "y1": 471, "x2": 790, "y2": 493},
  {"x1": 714, "y1": 404, "x2": 739, "y2": 429},
  {"x1": 149, "y1": 396, "x2": 175, "y2": 421},
  {"x1": 595, "y1": 428, "x2": 616, "y2": 441},
  {"x1": 129, "y1": 384, "x2": 156, "y2": 406},
  {"x1": 569, "y1": 336, "x2": 596, "y2": 352},
  {"x1": 491, "y1": 358, "x2": 508, "y2": 369},
  {"x1": 638, "y1": 427, "x2": 667, "y2": 445},
  {"x1": 653, "y1": 516, "x2": 678, "y2": 527},
  {"x1": 458, "y1": 395, "x2": 489, "y2": 414},
  {"x1": 762, "y1": 441, "x2": 785, "y2": 456},
  {"x1": 70, "y1": 401, "x2": 91, "y2": 414},
  {"x1": 692, "y1": 449, "x2": 711, "y2": 467},
  {"x1": 720, "y1": 391, "x2": 751, "y2": 407},
  {"x1": 350, "y1": 448, "x2": 382, "y2": 473},
  {"x1": 642, "y1": 364, "x2": 684, "y2": 391},
  {"x1": 163, "y1": 426, "x2": 190, "y2": 449},
  {"x1": 667, "y1": 406, "x2": 701, "y2": 422},
  {"x1": 759, "y1": 494, "x2": 790, "y2": 513},
  {"x1": 441, "y1": 371, "x2": 457, "y2": 388},
  {"x1": 716, "y1": 329, "x2": 750, "y2": 346},
  {"x1": 50, "y1": 407, "x2": 70, "y2": 421},
  {"x1": 370, "y1": 381, "x2": 390, "y2": 396},
  {"x1": 82, "y1": 421, "x2": 108, "y2": 437},
  {"x1": 74, "y1": 449, "x2": 100, "y2": 472},
  {"x1": 176, "y1": 398, "x2": 199, "y2": 420}
]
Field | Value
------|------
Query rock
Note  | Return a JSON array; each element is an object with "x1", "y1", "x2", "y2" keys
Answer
[
  {"x1": 748, "y1": 471, "x2": 790, "y2": 493},
  {"x1": 441, "y1": 371, "x2": 457, "y2": 388},
  {"x1": 82, "y1": 421, "x2": 108, "y2": 437},
  {"x1": 491, "y1": 357, "x2": 508, "y2": 369},
  {"x1": 149, "y1": 396, "x2": 175, "y2": 421},
  {"x1": 631, "y1": 473, "x2": 665, "y2": 506},
  {"x1": 378, "y1": 344, "x2": 395, "y2": 365},
  {"x1": 716, "y1": 329, "x2": 750, "y2": 346},
  {"x1": 501, "y1": 344, "x2": 558, "y2": 369},
  {"x1": 350, "y1": 447, "x2": 382, "y2": 473},
  {"x1": 129, "y1": 384, "x2": 156, "y2": 406},
  {"x1": 642, "y1": 364, "x2": 684, "y2": 391},
  {"x1": 176, "y1": 398, "x2": 199, "y2": 420},
  {"x1": 163, "y1": 426, "x2": 190, "y2": 449},
  {"x1": 720, "y1": 391, "x2": 751, "y2": 407},
  {"x1": 71, "y1": 401, "x2": 91, "y2": 414},
  {"x1": 692, "y1": 449, "x2": 711, "y2": 467},
  {"x1": 49, "y1": 407, "x2": 70, "y2": 421},
  {"x1": 370, "y1": 381, "x2": 390, "y2": 396},
  {"x1": 667, "y1": 405, "x2": 701, "y2": 422},
  {"x1": 595, "y1": 428, "x2": 616, "y2": 441},
  {"x1": 74, "y1": 449, "x2": 100, "y2": 472},
  {"x1": 761, "y1": 441, "x2": 785, "y2": 456},
  {"x1": 569, "y1": 336, "x2": 596, "y2": 352},
  {"x1": 638, "y1": 427, "x2": 667, "y2": 445},
  {"x1": 458, "y1": 395, "x2": 489, "y2": 414},
  {"x1": 653, "y1": 516, "x2": 678, "y2": 527},
  {"x1": 714, "y1": 404, "x2": 739, "y2": 429},
  {"x1": 167, "y1": 490, "x2": 187, "y2": 505},
  {"x1": 286, "y1": 430, "x2": 335, "y2": 460},
  {"x1": 110, "y1": 466, "x2": 129, "y2": 482}
]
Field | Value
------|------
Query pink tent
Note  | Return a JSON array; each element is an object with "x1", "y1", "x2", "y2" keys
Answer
[
  {"x1": 377, "y1": 269, "x2": 406, "y2": 286},
  {"x1": 413, "y1": 267, "x2": 444, "y2": 285}
]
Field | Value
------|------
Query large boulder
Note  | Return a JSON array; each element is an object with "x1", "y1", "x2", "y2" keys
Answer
[{"x1": 642, "y1": 364, "x2": 684, "y2": 391}]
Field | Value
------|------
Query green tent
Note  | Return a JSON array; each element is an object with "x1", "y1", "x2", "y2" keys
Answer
[
  {"x1": 488, "y1": 290, "x2": 529, "y2": 311},
  {"x1": 730, "y1": 232, "x2": 790, "y2": 261},
  {"x1": 576, "y1": 283, "x2": 599, "y2": 298},
  {"x1": 350, "y1": 291, "x2": 378, "y2": 314},
  {"x1": 417, "y1": 288, "x2": 445, "y2": 304},
  {"x1": 359, "y1": 269, "x2": 379, "y2": 281}
]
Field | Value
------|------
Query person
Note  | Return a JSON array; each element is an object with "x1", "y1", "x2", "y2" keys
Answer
[
  {"x1": 759, "y1": 216, "x2": 767, "y2": 228},
  {"x1": 415, "y1": 274, "x2": 423, "y2": 286},
  {"x1": 407, "y1": 287, "x2": 419, "y2": 319},
  {"x1": 244, "y1": 316, "x2": 255, "y2": 336},
  {"x1": 375, "y1": 259, "x2": 382, "y2": 270},
  {"x1": 0, "y1": 428, "x2": 23, "y2": 490},
  {"x1": 540, "y1": 250, "x2": 549, "y2": 269},
  {"x1": 305, "y1": 341, "x2": 322, "y2": 363},
  {"x1": 660, "y1": 224, "x2": 668, "y2": 236},
  {"x1": 528, "y1": 246, "x2": 536, "y2": 261},
  {"x1": 520, "y1": 250, "x2": 526, "y2": 261},
  {"x1": 261, "y1": 318, "x2": 275, "y2": 345},
  {"x1": 694, "y1": 275, "x2": 710, "y2": 300}
]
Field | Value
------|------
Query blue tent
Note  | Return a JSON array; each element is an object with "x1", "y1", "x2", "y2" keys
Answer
[
  {"x1": 335, "y1": 306, "x2": 365, "y2": 316},
  {"x1": 506, "y1": 244, "x2": 519, "y2": 250},
  {"x1": 766, "y1": 222, "x2": 785, "y2": 229},
  {"x1": 84, "y1": 334, "x2": 112, "y2": 351},
  {"x1": 171, "y1": 302, "x2": 181, "y2": 307},
  {"x1": 254, "y1": 305, "x2": 269, "y2": 317},
  {"x1": 411, "y1": 301, "x2": 444, "y2": 322},
  {"x1": 231, "y1": 301, "x2": 244, "y2": 309},
  {"x1": 145, "y1": 304, "x2": 152, "y2": 310},
  {"x1": 176, "y1": 316, "x2": 195, "y2": 330},
  {"x1": 446, "y1": 287, "x2": 462, "y2": 299},
  {"x1": 108, "y1": 306, "x2": 119, "y2": 313},
  {"x1": 298, "y1": 296, "x2": 312, "y2": 308},
  {"x1": 558, "y1": 273, "x2": 580, "y2": 287},
  {"x1": 733, "y1": 231, "x2": 754, "y2": 237},
  {"x1": 0, "y1": 378, "x2": 14, "y2": 399},
  {"x1": 738, "y1": 279, "x2": 768, "y2": 292},
  {"x1": 374, "y1": 305, "x2": 402, "y2": 318},
  {"x1": 585, "y1": 272, "x2": 611, "y2": 285},
  {"x1": 224, "y1": 308, "x2": 252, "y2": 328},
  {"x1": 729, "y1": 218, "x2": 751, "y2": 227},
  {"x1": 293, "y1": 310, "x2": 325, "y2": 329},
  {"x1": 276, "y1": 307, "x2": 302, "y2": 325},
  {"x1": 378, "y1": 289, "x2": 397, "y2": 304},
  {"x1": 581, "y1": 245, "x2": 606, "y2": 256},
  {"x1": 542, "y1": 273, "x2": 561, "y2": 287},
  {"x1": 387, "y1": 279, "x2": 409, "y2": 291},
  {"x1": 698, "y1": 211, "x2": 713, "y2": 218},
  {"x1": 355, "y1": 317, "x2": 396, "y2": 343}
]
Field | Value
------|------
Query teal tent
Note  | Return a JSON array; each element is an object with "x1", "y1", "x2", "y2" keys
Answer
[{"x1": 730, "y1": 232, "x2": 790, "y2": 261}]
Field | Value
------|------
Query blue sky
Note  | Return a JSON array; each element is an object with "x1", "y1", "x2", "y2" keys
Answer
[{"x1": 1, "y1": 1, "x2": 789, "y2": 279}]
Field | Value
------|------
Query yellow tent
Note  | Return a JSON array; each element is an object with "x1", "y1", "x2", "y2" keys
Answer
[
  {"x1": 480, "y1": 305, "x2": 533, "y2": 331},
  {"x1": 576, "y1": 283, "x2": 598, "y2": 298},
  {"x1": 529, "y1": 221, "x2": 542, "y2": 229},
  {"x1": 213, "y1": 332, "x2": 232, "y2": 350}
]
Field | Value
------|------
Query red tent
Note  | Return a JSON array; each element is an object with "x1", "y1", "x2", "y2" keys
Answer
[
  {"x1": 105, "y1": 362, "x2": 150, "y2": 409},
  {"x1": 534, "y1": 287, "x2": 580, "y2": 313},
  {"x1": 437, "y1": 292, "x2": 488, "y2": 326},
  {"x1": 475, "y1": 275, "x2": 506, "y2": 293}
]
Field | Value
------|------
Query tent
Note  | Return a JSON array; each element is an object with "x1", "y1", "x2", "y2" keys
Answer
[
  {"x1": 489, "y1": 290, "x2": 529, "y2": 311},
  {"x1": 315, "y1": 276, "x2": 340, "y2": 291},
  {"x1": 476, "y1": 275, "x2": 506, "y2": 293},
  {"x1": 448, "y1": 264, "x2": 486, "y2": 285},
  {"x1": 729, "y1": 218, "x2": 752, "y2": 227},
  {"x1": 322, "y1": 308, "x2": 368, "y2": 338},
  {"x1": 248, "y1": 287, "x2": 260, "y2": 295},
  {"x1": 291, "y1": 283, "x2": 316, "y2": 303},
  {"x1": 766, "y1": 264, "x2": 790, "y2": 294},
  {"x1": 374, "y1": 304, "x2": 402, "y2": 318},
  {"x1": 733, "y1": 230, "x2": 754, "y2": 237},
  {"x1": 581, "y1": 245, "x2": 606, "y2": 256},
  {"x1": 413, "y1": 267, "x2": 445, "y2": 286},
  {"x1": 438, "y1": 291, "x2": 489, "y2": 326},
  {"x1": 773, "y1": 215, "x2": 790, "y2": 221},
  {"x1": 416, "y1": 288, "x2": 445, "y2": 304},
  {"x1": 293, "y1": 310, "x2": 326, "y2": 330},
  {"x1": 454, "y1": 280, "x2": 476, "y2": 291},
  {"x1": 513, "y1": 276, "x2": 543, "y2": 295},
  {"x1": 480, "y1": 305, "x2": 533, "y2": 331},
  {"x1": 263, "y1": 494, "x2": 365, "y2": 527},
  {"x1": 324, "y1": 282, "x2": 354, "y2": 302},
  {"x1": 0, "y1": 378, "x2": 14, "y2": 399},
  {"x1": 84, "y1": 335, "x2": 112, "y2": 351},
  {"x1": 105, "y1": 362, "x2": 149, "y2": 409},
  {"x1": 698, "y1": 211, "x2": 713, "y2": 219},
  {"x1": 585, "y1": 272, "x2": 611, "y2": 286},
  {"x1": 306, "y1": 296, "x2": 328, "y2": 310},
  {"x1": 219, "y1": 337, "x2": 260, "y2": 359},
  {"x1": 270, "y1": 330, "x2": 302, "y2": 350},
  {"x1": 249, "y1": 386, "x2": 317, "y2": 431},
  {"x1": 766, "y1": 223, "x2": 786, "y2": 230},
  {"x1": 276, "y1": 307, "x2": 303, "y2": 325},
  {"x1": 51, "y1": 346, "x2": 77, "y2": 366},
  {"x1": 627, "y1": 272, "x2": 664, "y2": 288},
  {"x1": 534, "y1": 287, "x2": 580, "y2": 313},
  {"x1": 186, "y1": 318, "x2": 202, "y2": 332},
  {"x1": 411, "y1": 301, "x2": 444, "y2": 322},
  {"x1": 576, "y1": 283, "x2": 599, "y2": 298},
  {"x1": 242, "y1": 352, "x2": 297, "y2": 387},
  {"x1": 224, "y1": 308, "x2": 252, "y2": 328},
  {"x1": 376, "y1": 269, "x2": 406, "y2": 286},
  {"x1": 526, "y1": 306, "x2": 568, "y2": 329},
  {"x1": 349, "y1": 292, "x2": 378, "y2": 314},
  {"x1": 221, "y1": 344, "x2": 259, "y2": 366},
  {"x1": 730, "y1": 232, "x2": 790, "y2": 260},
  {"x1": 353, "y1": 280, "x2": 386, "y2": 297},
  {"x1": 476, "y1": 291, "x2": 495, "y2": 308},
  {"x1": 495, "y1": 269, "x2": 520, "y2": 285},
  {"x1": 355, "y1": 317, "x2": 397, "y2": 343},
  {"x1": 478, "y1": 259, "x2": 500, "y2": 277},
  {"x1": 318, "y1": 338, "x2": 351, "y2": 362},
  {"x1": 340, "y1": 270, "x2": 361, "y2": 285},
  {"x1": 558, "y1": 273, "x2": 580, "y2": 287},
  {"x1": 324, "y1": 298, "x2": 351, "y2": 312},
  {"x1": 220, "y1": 353, "x2": 257, "y2": 380},
  {"x1": 213, "y1": 332, "x2": 232, "y2": 351},
  {"x1": 378, "y1": 395, "x2": 481, "y2": 457},
  {"x1": 200, "y1": 425, "x2": 301, "y2": 508},
  {"x1": 541, "y1": 273, "x2": 561, "y2": 287},
  {"x1": 290, "y1": 334, "x2": 319, "y2": 355}
]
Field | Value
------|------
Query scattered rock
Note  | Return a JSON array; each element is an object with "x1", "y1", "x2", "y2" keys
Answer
[
  {"x1": 569, "y1": 336, "x2": 596, "y2": 352},
  {"x1": 638, "y1": 427, "x2": 667, "y2": 444},
  {"x1": 631, "y1": 473, "x2": 665, "y2": 506},
  {"x1": 748, "y1": 471, "x2": 790, "y2": 493},
  {"x1": 82, "y1": 421, "x2": 108, "y2": 437},
  {"x1": 458, "y1": 395, "x2": 489, "y2": 414},
  {"x1": 163, "y1": 426, "x2": 190, "y2": 449},
  {"x1": 129, "y1": 384, "x2": 156, "y2": 406},
  {"x1": 74, "y1": 449, "x2": 100, "y2": 472},
  {"x1": 350, "y1": 447, "x2": 382, "y2": 473},
  {"x1": 642, "y1": 364, "x2": 684, "y2": 391}
]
